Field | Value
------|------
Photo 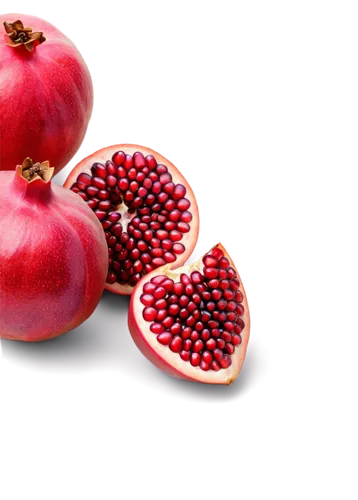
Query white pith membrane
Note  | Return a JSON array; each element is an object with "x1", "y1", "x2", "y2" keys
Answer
[
  {"x1": 66, "y1": 145, "x2": 199, "y2": 294},
  {"x1": 131, "y1": 244, "x2": 250, "y2": 384}
]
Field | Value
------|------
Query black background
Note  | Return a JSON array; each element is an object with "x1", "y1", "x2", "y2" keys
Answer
[{"x1": 0, "y1": 5, "x2": 271, "y2": 408}]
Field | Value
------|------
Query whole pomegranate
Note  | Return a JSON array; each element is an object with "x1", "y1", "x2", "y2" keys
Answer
[
  {"x1": 64, "y1": 144, "x2": 199, "y2": 295},
  {"x1": 0, "y1": 14, "x2": 93, "y2": 174},
  {"x1": 128, "y1": 243, "x2": 250, "y2": 384},
  {"x1": 0, "y1": 158, "x2": 108, "y2": 342}
]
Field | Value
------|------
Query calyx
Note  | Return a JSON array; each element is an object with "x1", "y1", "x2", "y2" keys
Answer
[{"x1": 3, "y1": 20, "x2": 46, "y2": 51}]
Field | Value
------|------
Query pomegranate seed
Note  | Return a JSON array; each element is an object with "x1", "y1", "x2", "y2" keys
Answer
[
  {"x1": 201, "y1": 311, "x2": 211, "y2": 323},
  {"x1": 180, "y1": 211, "x2": 192, "y2": 223},
  {"x1": 220, "y1": 355, "x2": 232, "y2": 369},
  {"x1": 107, "y1": 272, "x2": 117, "y2": 284},
  {"x1": 190, "y1": 271, "x2": 203, "y2": 285},
  {"x1": 133, "y1": 260, "x2": 143, "y2": 273},
  {"x1": 150, "y1": 323, "x2": 164, "y2": 334},
  {"x1": 183, "y1": 339, "x2": 192, "y2": 351},
  {"x1": 211, "y1": 289, "x2": 222, "y2": 300},
  {"x1": 95, "y1": 210, "x2": 107, "y2": 220},
  {"x1": 223, "y1": 290, "x2": 235, "y2": 300},
  {"x1": 236, "y1": 304, "x2": 245, "y2": 316},
  {"x1": 170, "y1": 335, "x2": 182, "y2": 353},
  {"x1": 180, "y1": 274, "x2": 190, "y2": 285},
  {"x1": 91, "y1": 163, "x2": 107, "y2": 178},
  {"x1": 164, "y1": 252, "x2": 176, "y2": 263},
  {"x1": 156, "y1": 229, "x2": 169, "y2": 240},
  {"x1": 173, "y1": 282, "x2": 184, "y2": 295},
  {"x1": 177, "y1": 222, "x2": 190, "y2": 233},
  {"x1": 200, "y1": 360, "x2": 210, "y2": 371},
  {"x1": 211, "y1": 361, "x2": 221, "y2": 371},
  {"x1": 140, "y1": 294, "x2": 154, "y2": 306},
  {"x1": 219, "y1": 280, "x2": 230, "y2": 290},
  {"x1": 204, "y1": 267, "x2": 219, "y2": 279},
  {"x1": 193, "y1": 339, "x2": 204, "y2": 353},
  {"x1": 190, "y1": 331, "x2": 199, "y2": 342},
  {"x1": 186, "y1": 315, "x2": 196, "y2": 327},
  {"x1": 117, "y1": 166, "x2": 126, "y2": 178},
  {"x1": 217, "y1": 299, "x2": 227, "y2": 311},
  {"x1": 185, "y1": 284, "x2": 194, "y2": 296},
  {"x1": 192, "y1": 293, "x2": 201, "y2": 305},
  {"x1": 202, "y1": 351, "x2": 213, "y2": 364},
  {"x1": 145, "y1": 155, "x2": 157, "y2": 169},
  {"x1": 112, "y1": 151, "x2": 125, "y2": 165},
  {"x1": 133, "y1": 152, "x2": 146, "y2": 169},
  {"x1": 209, "y1": 279, "x2": 220, "y2": 289},
  {"x1": 203, "y1": 255, "x2": 218, "y2": 268},
  {"x1": 157, "y1": 332, "x2": 172, "y2": 345},
  {"x1": 232, "y1": 334, "x2": 242, "y2": 345},
  {"x1": 87, "y1": 199, "x2": 98, "y2": 209},
  {"x1": 180, "y1": 351, "x2": 190, "y2": 361},
  {"x1": 206, "y1": 301, "x2": 216, "y2": 312},
  {"x1": 150, "y1": 275, "x2": 166, "y2": 285},
  {"x1": 169, "y1": 230, "x2": 182, "y2": 242},
  {"x1": 160, "y1": 172, "x2": 172, "y2": 184},
  {"x1": 152, "y1": 257, "x2": 166, "y2": 267},
  {"x1": 182, "y1": 327, "x2": 192, "y2": 339},
  {"x1": 162, "y1": 316, "x2": 174, "y2": 329},
  {"x1": 179, "y1": 309, "x2": 189, "y2": 319},
  {"x1": 143, "y1": 282, "x2": 156, "y2": 294},
  {"x1": 177, "y1": 198, "x2": 191, "y2": 211},
  {"x1": 195, "y1": 321, "x2": 204, "y2": 332},
  {"x1": 169, "y1": 209, "x2": 181, "y2": 222},
  {"x1": 92, "y1": 177, "x2": 107, "y2": 190},
  {"x1": 78, "y1": 192, "x2": 88, "y2": 201},
  {"x1": 161, "y1": 239, "x2": 172, "y2": 250},
  {"x1": 219, "y1": 257, "x2": 230, "y2": 268},
  {"x1": 225, "y1": 343, "x2": 235, "y2": 355},
  {"x1": 169, "y1": 304, "x2": 180, "y2": 316},
  {"x1": 172, "y1": 184, "x2": 186, "y2": 200},
  {"x1": 213, "y1": 348, "x2": 223, "y2": 362},
  {"x1": 190, "y1": 353, "x2": 201, "y2": 367},
  {"x1": 98, "y1": 189, "x2": 110, "y2": 200},
  {"x1": 211, "y1": 247, "x2": 224, "y2": 260},
  {"x1": 171, "y1": 323, "x2": 181, "y2": 335},
  {"x1": 219, "y1": 269, "x2": 227, "y2": 279},
  {"x1": 164, "y1": 199, "x2": 176, "y2": 211},
  {"x1": 187, "y1": 301, "x2": 196, "y2": 313},
  {"x1": 200, "y1": 329, "x2": 210, "y2": 341},
  {"x1": 217, "y1": 338, "x2": 225, "y2": 350},
  {"x1": 155, "y1": 299, "x2": 167, "y2": 309},
  {"x1": 206, "y1": 338, "x2": 216, "y2": 350},
  {"x1": 162, "y1": 279, "x2": 174, "y2": 292},
  {"x1": 86, "y1": 185, "x2": 99, "y2": 197},
  {"x1": 173, "y1": 243, "x2": 185, "y2": 254},
  {"x1": 143, "y1": 307, "x2": 157, "y2": 321},
  {"x1": 153, "y1": 286, "x2": 166, "y2": 299},
  {"x1": 157, "y1": 309, "x2": 167, "y2": 322},
  {"x1": 221, "y1": 331, "x2": 232, "y2": 342}
]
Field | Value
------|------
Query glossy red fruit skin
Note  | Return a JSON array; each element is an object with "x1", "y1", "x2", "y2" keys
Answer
[
  {"x1": 64, "y1": 144, "x2": 200, "y2": 295},
  {"x1": 128, "y1": 243, "x2": 250, "y2": 385},
  {"x1": 0, "y1": 14, "x2": 93, "y2": 174},
  {"x1": 0, "y1": 165, "x2": 108, "y2": 342}
]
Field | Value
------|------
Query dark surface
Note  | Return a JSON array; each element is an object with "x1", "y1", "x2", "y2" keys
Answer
[{"x1": 0, "y1": 293, "x2": 267, "y2": 403}]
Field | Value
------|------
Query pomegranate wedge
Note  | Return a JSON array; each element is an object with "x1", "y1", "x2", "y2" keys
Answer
[{"x1": 128, "y1": 243, "x2": 250, "y2": 384}]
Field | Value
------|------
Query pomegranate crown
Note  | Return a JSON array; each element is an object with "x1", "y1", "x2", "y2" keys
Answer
[{"x1": 3, "y1": 19, "x2": 46, "y2": 52}]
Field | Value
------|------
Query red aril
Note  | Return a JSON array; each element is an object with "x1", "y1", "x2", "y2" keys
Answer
[
  {"x1": 128, "y1": 243, "x2": 250, "y2": 384},
  {"x1": 0, "y1": 158, "x2": 108, "y2": 341},
  {"x1": 0, "y1": 14, "x2": 93, "y2": 174},
  {"x1": 64, "y1": 144, "x2": 199, "y2": 295}
]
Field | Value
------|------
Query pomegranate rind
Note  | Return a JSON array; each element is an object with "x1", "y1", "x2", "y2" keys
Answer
[
  {"x1": 128, "y1": 243, "x2": 250, "y2": 385},
  {"x1": 64, "y1": 144, "x2": 199, "y2": 295}
]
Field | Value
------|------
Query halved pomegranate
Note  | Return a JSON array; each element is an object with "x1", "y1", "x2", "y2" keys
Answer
[
  {"x1": 64, "y1": 145, "x2": 199, "y2": 295},
  {"x1": 128, "y1": 243, "x2": 250, "y2": 384}
]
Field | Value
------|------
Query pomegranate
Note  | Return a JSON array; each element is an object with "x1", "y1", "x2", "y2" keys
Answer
[
  {"x1": 0, "y1": 158, "x2": 108, "y2": 342},
  {"x1": 0, "y1": 15, "x2": 93, "y2": 174},
  {"x1": 128, "y1": 243, "x2": 250, "y2": 384},
  {"x1": 64, "y1": 144, "x2": 199, "y2": 295}
]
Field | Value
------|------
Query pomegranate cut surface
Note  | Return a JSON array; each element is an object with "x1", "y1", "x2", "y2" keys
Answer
[
  {"x1": 64, "y1": 145, "x2": 199, "y2": 295},
  {"x1": 128, "y1": 243, "x2": 250, "y2": 384}
]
